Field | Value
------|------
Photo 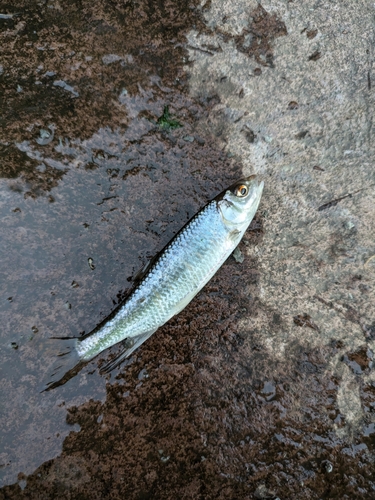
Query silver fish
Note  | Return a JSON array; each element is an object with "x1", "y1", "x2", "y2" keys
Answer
[{"x1": 45, "y1": 175, "x2": 263, "y2": 389}]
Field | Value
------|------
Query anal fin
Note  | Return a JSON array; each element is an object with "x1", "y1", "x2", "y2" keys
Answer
[{"x1": 99, "y1": 328, "x2": 157, "y2": 374}]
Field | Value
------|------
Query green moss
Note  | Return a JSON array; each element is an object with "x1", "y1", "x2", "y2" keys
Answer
[{"x1": 157, "y1": 106, "x2": 182, "y2": 130}]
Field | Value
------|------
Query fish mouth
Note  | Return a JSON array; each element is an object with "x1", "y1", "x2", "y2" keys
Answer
[
  {"x1": 237, "y1": 176, "x2": 264, "y2": 219},
  {"x1": 248, "y1": 176, "x2": 264, "y2": 210},
  {"x1": 252, "y1": 177, "x2": 264, "y2": 201}
]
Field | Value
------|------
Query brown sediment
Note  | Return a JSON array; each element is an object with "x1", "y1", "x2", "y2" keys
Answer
[
  {"x1": 202, "y1": 4, "x2": 287, "y2": 69},
  {"x1": 3, "y1": 282, "x2": 375, "y2": 499},
  {"x1": 0, "y1": 0, "x2": 210, "y2": 195},
  {"x1": 0, "y1": 0, "x2": 207, "y2": 143},
  {"x1": 234, "y1": 4, "x2": 287, "y2": 67}
]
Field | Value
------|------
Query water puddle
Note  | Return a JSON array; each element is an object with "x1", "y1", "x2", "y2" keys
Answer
[{"x1": 0, "y1": 0, "x2": 242, "y2": 486}]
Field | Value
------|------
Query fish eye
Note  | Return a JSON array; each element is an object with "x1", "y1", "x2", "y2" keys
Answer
[{"x1": 234, "y1": 184, "x2": 248, "y2": 197}]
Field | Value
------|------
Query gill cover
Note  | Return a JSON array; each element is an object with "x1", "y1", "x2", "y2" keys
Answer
[{"x1": 218, "y1": 175, "x2": 264, "y2": 227}]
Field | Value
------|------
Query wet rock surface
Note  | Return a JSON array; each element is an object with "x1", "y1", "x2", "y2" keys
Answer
[{"x1": 1, "y1": 1, "x2": 375, "y2": 499}]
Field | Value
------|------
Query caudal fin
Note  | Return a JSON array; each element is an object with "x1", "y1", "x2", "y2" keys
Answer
[{"x1": 39, "y1": 337, "x2": 85, "y2": 392}]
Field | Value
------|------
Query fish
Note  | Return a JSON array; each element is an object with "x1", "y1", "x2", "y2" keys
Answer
[{"x1": 44, "y1": 175, "x2": 264, "y2": 390}]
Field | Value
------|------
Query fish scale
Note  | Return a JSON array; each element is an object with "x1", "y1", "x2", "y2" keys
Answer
[
  {"x1": 77, "y1": 201, "x2": 230, "y2": 361},
  {"x1": 45, "y1": 176, "x2": 263, "y2": 389}
]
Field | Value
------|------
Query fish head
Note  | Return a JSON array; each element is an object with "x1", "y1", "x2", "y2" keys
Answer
[{"x1": 217, "y1": 175, "x2": 264, "y2": 228}]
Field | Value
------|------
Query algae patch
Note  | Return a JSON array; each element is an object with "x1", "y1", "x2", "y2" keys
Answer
[{"x1": 157, "y1": 106, "x2": 182, "y2": 131}]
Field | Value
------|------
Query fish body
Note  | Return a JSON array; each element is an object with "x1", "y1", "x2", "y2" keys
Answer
[{"x1": 46, "y1": 176, "x2": 263, "y2": 388}]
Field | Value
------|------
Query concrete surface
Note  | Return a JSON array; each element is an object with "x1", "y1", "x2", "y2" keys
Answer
[{"x1": 187, "y1": 0, "x2": 375, "y2": 437}]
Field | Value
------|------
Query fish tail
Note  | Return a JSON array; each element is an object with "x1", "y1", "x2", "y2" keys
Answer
[{"x1": 39, "y1": 337, "x2": 85, "y2": 392}]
